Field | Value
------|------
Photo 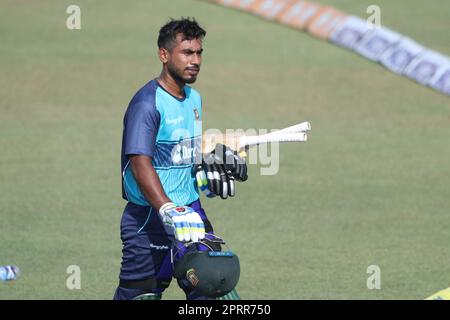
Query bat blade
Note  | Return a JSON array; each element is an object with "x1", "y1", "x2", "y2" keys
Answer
[
  {"x1": 202, "y1": 121, "x2": 311, "y2": 153},
  {"x1": 240, "y1": 132, "x2": 307, "y2": 149},
  {"x1": 202, "y1": 132, "x2": 308, "y2": 153},
  {"x1": 265, "y1": 121, "x2": 311, "y2": 136}
]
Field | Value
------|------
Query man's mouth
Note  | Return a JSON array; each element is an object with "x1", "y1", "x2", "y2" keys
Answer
[{"x1": 186, "y1": 67, "x2": 199, "y2": 74}]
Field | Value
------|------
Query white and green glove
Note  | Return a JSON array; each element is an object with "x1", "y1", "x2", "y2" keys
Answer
[{"x1": 158, "y1": 202, "x2": 205, "y2": 242}]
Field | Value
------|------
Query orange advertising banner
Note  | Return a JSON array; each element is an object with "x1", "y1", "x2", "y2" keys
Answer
[
  {"x1": 276, "y1": 1, "x2": 322, "y2": 29},
  {"x1": 212, "y1": 0, "x2": 259, "y2": 10},
  {"x1": 306, "y1": 6, "x2": 348, "y2": 39},
  {"x1": 211, "y1": 0, "x2": 322, "y2": 29},
  {"x1": 249, "y1": 0, "x2": 297, "y2": 21},
  {"x1": 207, "y1": 0, "x2": 449, "y2": 96}
]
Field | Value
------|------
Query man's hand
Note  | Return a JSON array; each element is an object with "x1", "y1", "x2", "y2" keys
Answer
[
  {"x1": 194, "y1": 144, "x2": 248, "y2": 199},
  {"x1": 159, "y1": 202, "x2": 205, "y2": 242},
  {"x1": 220, "y1": 144, "x2": 248, "y2": 182}
]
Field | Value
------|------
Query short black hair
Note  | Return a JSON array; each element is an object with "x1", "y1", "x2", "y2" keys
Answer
[{"x1": 158, "y1": 17, "x2": 206, "y2": 51}]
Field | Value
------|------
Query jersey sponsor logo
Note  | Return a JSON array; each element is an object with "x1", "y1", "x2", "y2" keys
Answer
[
  {"x1": 153, "y1": 137, "x2": 202, "y2": 167},
  {"x1": 149, "y1": 243, "x2": 169, "y2": 251},
  {"x1": 171, "y1": 144, "x2": 198, "y2": 165},
  {"x1": 166, "y1": 116, "x2": 184, "y2": 126},
  {"x1": 170, "y1": 137, "x2": 202, "y2": 165}
]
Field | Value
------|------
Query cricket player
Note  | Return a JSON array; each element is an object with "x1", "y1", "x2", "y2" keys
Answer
[{"x1": 114, "y1": 18, "x2": 247, "y2": 300}]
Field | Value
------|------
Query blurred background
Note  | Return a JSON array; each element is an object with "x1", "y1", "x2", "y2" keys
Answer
[{"x1": 0, "y1": 0, "x2": 449, "y2": 299}]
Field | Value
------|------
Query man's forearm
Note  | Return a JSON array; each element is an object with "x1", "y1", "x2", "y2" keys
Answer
[{"x1": 129, "y1": 155, "x2": 171, "y2": 210}]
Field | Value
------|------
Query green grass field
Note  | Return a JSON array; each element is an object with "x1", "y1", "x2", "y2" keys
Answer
[{"x1": 1, "y1": 0, "x2": 450, "y2": 299}]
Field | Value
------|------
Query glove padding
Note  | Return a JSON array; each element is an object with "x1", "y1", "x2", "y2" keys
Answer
[
  {"x1": 195, "y1": 144, "x2": 248, "y2": 199},
  {"x1": 159, "y1": 203, "x2": 205, "y2": 242}
]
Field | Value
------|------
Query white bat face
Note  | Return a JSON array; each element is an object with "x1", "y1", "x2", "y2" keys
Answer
[{"x1": 202, "y1": 122, "x2": 311, "y2": 153}]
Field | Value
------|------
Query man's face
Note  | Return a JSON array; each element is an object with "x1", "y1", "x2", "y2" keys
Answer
[{"x1": 164, "y1": 33, "x2": 203, "y2": 84}]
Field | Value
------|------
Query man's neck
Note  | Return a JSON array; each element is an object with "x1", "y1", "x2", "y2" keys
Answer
[{"x1": 157, "y1": 73, "x2": 185, "y2": 99}]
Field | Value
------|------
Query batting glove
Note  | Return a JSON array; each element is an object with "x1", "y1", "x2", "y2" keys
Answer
[
  {"x1": 218, "y1": 144, "x2": 248, "y2": 182},
  {"x1": 194, "y1": 144, "x2": 248, "y2": 199},
  {"x1": 159, "y1": 202, "x2": 205, "y2": 242}
]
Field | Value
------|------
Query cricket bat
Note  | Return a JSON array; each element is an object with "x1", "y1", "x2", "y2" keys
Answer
[{"x1": 202, "y1": 121, "x2": 311, "y2": 154}]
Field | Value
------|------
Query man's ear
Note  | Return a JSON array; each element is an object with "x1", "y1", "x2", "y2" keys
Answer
[{"x1": 159, "y1": 48, "x2": 169, "y2": 64}]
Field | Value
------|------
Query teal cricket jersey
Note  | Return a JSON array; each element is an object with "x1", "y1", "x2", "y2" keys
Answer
[{"x1": 121, "y1": 79, "x2": 202, "y2": 206}]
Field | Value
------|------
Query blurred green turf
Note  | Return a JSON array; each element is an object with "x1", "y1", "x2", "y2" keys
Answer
[{"x1": 0, "y1": 0, "x2": 449, "y2": 299}]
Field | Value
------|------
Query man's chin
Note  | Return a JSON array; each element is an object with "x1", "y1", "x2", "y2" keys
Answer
[{"x1": 184, "y1": 76, "x2": 198, "y2": 84}]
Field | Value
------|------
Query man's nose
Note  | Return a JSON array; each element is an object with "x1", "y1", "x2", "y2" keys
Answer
[{"x1": 191, "y1": 53, "x2": 201, "y2": 65}]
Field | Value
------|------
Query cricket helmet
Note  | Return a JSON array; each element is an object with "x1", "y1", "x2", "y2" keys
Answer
[{"x1": 173, "y1": 237, "x2": 240, "y2": 298}]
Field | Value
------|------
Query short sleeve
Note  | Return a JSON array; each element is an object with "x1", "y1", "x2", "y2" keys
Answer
[{"x1": 123, "y1": 101, "x2": 160, "y2": 158}]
